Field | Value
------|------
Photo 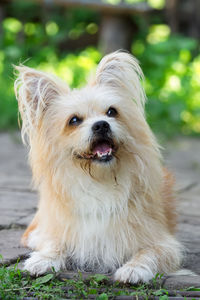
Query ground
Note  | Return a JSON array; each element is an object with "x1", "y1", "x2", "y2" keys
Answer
[{"x1": 0, "y1": 132, "x2": 200, "y2": 296}]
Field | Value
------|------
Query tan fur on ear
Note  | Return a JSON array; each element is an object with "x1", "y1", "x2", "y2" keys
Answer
[
  {"x1": 14, "y1": 66, "x2": 69, "y2": 143},
  {"x1": 94, "y1": 51, "x2": 146, "y2": 113}
]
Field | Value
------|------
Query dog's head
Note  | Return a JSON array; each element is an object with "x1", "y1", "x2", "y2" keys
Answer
[{"x1": 15, "y1": 51, "x2": 158, "y2": 182}]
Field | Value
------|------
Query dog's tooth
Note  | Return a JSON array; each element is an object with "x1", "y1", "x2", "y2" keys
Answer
[
  {"x1": 97, "y1": 151, "x2": 102, "y2": 158},
  {"x1": 96, "y1": 150, "x2": 113, "y2": 159}
]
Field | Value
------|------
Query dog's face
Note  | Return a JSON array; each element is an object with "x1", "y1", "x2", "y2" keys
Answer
[
  {"x1": 15, "y1": 51, "x2": 152, "y2": 178},
  {"x1": 55, "y1": 86, "x2": 132, "y2": 169},
  {"x1": 62, "y1": 87, "x2": 121, "y2": 164}
]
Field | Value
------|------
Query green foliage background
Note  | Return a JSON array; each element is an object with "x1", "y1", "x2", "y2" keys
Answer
[{"x1": 0, "y1": 0, "x2": 200, "y2": 138}]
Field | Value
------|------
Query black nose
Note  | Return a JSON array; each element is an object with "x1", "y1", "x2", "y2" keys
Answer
[{"x1": 92, "y1": 121, "x2": 110, "y2": 135}]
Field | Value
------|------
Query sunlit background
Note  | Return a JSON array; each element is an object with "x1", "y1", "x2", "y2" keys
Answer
[{"x1": 0, "y1": 0, "x2": 200, "y2": 139}]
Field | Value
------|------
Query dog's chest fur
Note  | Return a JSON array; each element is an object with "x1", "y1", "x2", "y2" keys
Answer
[{"x1": 63, "y1": 168, "x2": 135, "y2": 272}]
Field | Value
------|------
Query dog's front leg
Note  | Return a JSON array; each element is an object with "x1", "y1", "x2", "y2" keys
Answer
[
  {"x1": 114, "y1": 236, "x2": 182, "y2": 283},
  {"x1": 24, "y1": 250, "x2": 66, "y2": 276}
]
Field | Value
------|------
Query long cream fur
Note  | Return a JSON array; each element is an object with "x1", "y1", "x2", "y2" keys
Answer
[{"x1": 14, "y1": 51, "x2": 183, "y2": 282}]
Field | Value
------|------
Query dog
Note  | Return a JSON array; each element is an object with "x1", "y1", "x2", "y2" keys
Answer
[{"x1": 14, "y1": 51, "x2": 182, "y2": 283}]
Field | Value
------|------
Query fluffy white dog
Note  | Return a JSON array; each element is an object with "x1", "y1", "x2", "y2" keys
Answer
[{"x1": 14, "y1": 51, "x2": 182, "y2": 283}]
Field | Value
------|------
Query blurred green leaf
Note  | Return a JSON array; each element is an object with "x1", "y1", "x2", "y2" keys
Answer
[{"x1": 35, "y1": 274, "x2": 54, "y2": 285}]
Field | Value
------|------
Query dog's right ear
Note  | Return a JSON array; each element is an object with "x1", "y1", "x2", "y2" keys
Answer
[
  {"x1": 94, "y1": 51, "x2": 146, "y2": 114},
  {"x1": 14, "y1": 66, "x2": 69, "y2": 142}
]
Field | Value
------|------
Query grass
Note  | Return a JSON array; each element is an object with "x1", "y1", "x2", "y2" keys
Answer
[
  {"x1": 0, "y1": 258, "x2": 200, "y2": 299},
  {"x1": 0, "y1": 264, "x2": 165, "y2": 299}
]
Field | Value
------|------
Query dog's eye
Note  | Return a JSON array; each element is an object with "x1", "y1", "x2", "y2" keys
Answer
[
  {"x1": 69, "y1": 116, "x2": 83, "y2": 126},
  {"x1": 106, "y1": 107, "x2": 118, "y2": 118}
]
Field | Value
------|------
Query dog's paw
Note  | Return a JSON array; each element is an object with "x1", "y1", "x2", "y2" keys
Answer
[
  {"x1": 24, "y1": 251, "x2": 64, "y2": 275},
  {"x1": 114, "y1": 263, "x2": 154, "y2": 284}
]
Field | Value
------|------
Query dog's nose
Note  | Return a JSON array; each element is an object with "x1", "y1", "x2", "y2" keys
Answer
[{"x1": 92, "y1": 121, "x2": 110, "y2": 135}]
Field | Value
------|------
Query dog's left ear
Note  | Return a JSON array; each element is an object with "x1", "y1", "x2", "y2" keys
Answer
[{"x1": 95, "y1": 51, "x2": 146, "y2": 113}]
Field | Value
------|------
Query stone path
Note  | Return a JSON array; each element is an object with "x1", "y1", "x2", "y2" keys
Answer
[{"x1": 0, "y1": 132, "x2": 200, "y2": 289}]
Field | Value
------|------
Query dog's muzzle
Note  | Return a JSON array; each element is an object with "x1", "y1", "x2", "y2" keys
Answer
[
  {"x1": 76, "y1": 121, "x2": 117, "y2": 163},
  {"x1": 90, "y1": 121, "x2": 114, "y2": 162}
]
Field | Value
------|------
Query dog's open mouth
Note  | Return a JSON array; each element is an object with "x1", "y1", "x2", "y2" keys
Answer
[
  {"x1": 92, "y1": 140, "x2": 114, "y2": 162},
  {"x1": 77, "y1": 139, "x2": 116, "y2": 163}
]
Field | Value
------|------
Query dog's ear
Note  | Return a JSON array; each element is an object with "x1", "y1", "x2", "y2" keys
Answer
[
  {"x1": 14, "y1": 66, "x2": 69, "y2": 142},
  {"x1": 95, "y1": 51, "x2": 146, "y2": 113}
]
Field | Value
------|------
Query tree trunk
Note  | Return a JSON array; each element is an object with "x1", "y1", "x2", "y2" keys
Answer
[
  {"x1": 98, "y1": 14, "x2": 135, "y2": 54},
  {"x1": 165, "y1": 0, "x2": 179, "y2": 33}
]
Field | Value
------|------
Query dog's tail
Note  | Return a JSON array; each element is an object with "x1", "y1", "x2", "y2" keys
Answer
[{"x1": 170, "y1": 269, "x2": 197, "y2": 276}]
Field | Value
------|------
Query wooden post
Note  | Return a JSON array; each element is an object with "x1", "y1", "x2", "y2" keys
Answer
[
  {"x1": 165, "y1": 0, "x2": 179, "y2": 33},
  {"x1": 98, "y1": 14, "x2": 134, "y2": 54},
  {"x1": 190, "y1": 0, "x2": 200, "y2": 38}
]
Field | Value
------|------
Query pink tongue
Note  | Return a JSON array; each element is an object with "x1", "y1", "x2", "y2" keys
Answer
[{"x1": 93, "y1": 143, "x2": 111, "y2": 155}]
